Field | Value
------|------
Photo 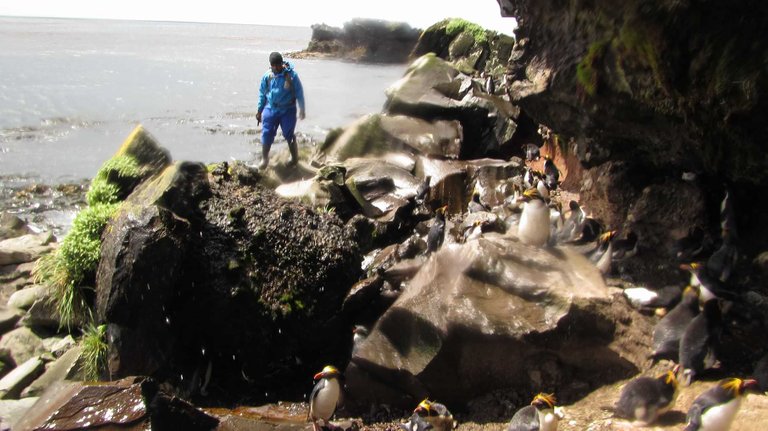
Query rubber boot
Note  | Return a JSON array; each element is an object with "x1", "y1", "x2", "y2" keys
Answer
[
  {"x1": 288, "y1": 137, "x2": 299, "y2": 166},
  {"x1": 259, "y1": 145, "x2": 269, "y2": 170}
]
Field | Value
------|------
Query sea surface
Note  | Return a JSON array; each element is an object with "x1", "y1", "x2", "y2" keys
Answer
[{"x1": 0, "y1": 17, "x2": 407, "y2": 183}]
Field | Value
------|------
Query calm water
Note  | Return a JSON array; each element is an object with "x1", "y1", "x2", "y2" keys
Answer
[{"x1": 0, "y1": 17, "x2": 407, "y2": 182}]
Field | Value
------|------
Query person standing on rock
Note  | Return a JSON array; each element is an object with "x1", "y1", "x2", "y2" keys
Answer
[{"x1": 256, "y1": 51, "x2": 305, "y2": 169}]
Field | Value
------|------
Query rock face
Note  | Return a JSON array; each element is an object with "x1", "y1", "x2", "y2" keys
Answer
[
  {"x1": 96, "y1": 160, "x2": 362, "y2": 403},
  {"x1": 496, "y1": 0, "x2": 768, "y2": 253},
  {"x1": 299, "y1": 19, "x2": 421, "y2": 63},
  {"x1": 345, "y1": 234, "x2": 652, "y2": 410}
]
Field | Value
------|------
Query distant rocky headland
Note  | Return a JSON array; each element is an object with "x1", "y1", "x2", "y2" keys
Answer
[{"x1": 288, "y1": 18, "x2": 421, "y2": 63}]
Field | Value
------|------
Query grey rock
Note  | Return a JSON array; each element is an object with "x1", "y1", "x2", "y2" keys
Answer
[
  {"x1": 21, "y1": 345, "x2": 83, "y2": 398},
  {"x1": 0, "y1": 327, "x2": 47, "y2": 366},
  {"x1": 346, "y1": 234, "x2": 651, "y2": 409},
  {"x1": 0, "y1": 397, "x2": 38, "y2": 430},
  {"x1": 0, "y1": 232, "x2": 55, "y2": 266},
  {"x1": 18, "y1": 297, "x2": 60, "y2": 330},
  {"x1": 0, "y1": 214, "x2": 32, "y2": 242},
  {"x1": 7, "y1": 285, "x2": 49, "y2": 310},
  {"x1": 0, "y1": 356, "x2": 45, "y2": 399},
  {"x1": 0, "y1": 306, "x2": 22, "y2": 335}
]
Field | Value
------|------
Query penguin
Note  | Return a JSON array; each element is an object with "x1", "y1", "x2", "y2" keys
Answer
[
  {"x1": 522, "y1": 143, "x2": 541, "y2": 161},
  {"x1": 679, "y1": 299, "x2": 722, "y2": 386},
  {"x1": 507, "y1": 393, "x2": 563, "y2": 431},
  {"x1": 685, "y1": 377, "x2": 757, "y2": 431},
  {"x1": 614, "y1": 368, "x2": 679, "y2": 425},
  {"x1": 680, "y1": 262, "x2": 732, "y2": 303},
  {"x1": 352, "y1": 325, "x2": 369, "y2": 354},
  {"x1": 554, "y1": 200, "x2": 586, "y2": 244},
  {"x1": 706, "y1": 234, "x2": 739, "y2": 283},
  {"x1": 416, "y1": 176, "x2": 431, "y2": 203},
  {"x1": 673, "y1": 226, "x2": 708, "y2": 262},
  {"x1": 623, "y1": 285, "x2": 682, "y2": 312},
  {"x1": 468, "y1": 191, "x2": 489, "y2": 213},
  {"x1": 535, "y1": 178, "x2": 550, "y2": 202},
  {"x1": 308, "y1": 365, "x2": 343, "y2": 431},
  {"x1": 611, "y1": 231, "x2": 639, "y2": 261},
  {"x1": 652, "y1": 285, "x2": 700, "y2": 360},
  {"x1": 426, "y1": 206, "x2": 448, "y2": 254},
  {"x1": 413, "y1": 399, "x2": 455, "y2": 431},
  {"x1": 463, "y1": 220, "x2": 485, "y2": 243},
  {"x1": 543, "y1": 156, "x2": 559, "y2": 190},
  {"x1": 589, "y1": 230, "x2": 617, "y2": 275},
  {"x1": 523, "y1": 166, "x2": 535, "y2": 189},
  {"x1": 751, "y1": 352, "x2": 768, "y2": 393},
  {"x1": 517, "y1": 188, "x2": 551, "y2": 247},
  {"x1": 484, "y1": 72, "x2": 496, "y2": 94},
  {"x1": 401, "y1": 412, "x2": 434, "y2": 431}
]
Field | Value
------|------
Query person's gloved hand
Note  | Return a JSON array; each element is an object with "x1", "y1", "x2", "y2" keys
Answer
[
  {"x1": 256, "y1": 111, "x2": 262, "y2": 125},
  {"x1": 299, "y1": 109, "x2": 305, "y2": 120}
]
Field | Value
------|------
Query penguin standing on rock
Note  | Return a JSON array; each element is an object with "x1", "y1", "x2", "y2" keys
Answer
[
  {"x1": 652, "y1": 286, "x2": 700, "y2": 360},
  {"x1": 507, "y1": 393, "x2": 564, "y2": 431},
  {"x1": 468, "y1": 191, "x2": 489, "y2": 213},
  {"x1": 426, "y1": 206, "x2": 448, "y2": 254},
  {"x1": 413, "y1": 399, "x2": 455, "y2": 431},
  {"x1": 685, "y1": 377, "x2": 757, "y2": 431},
  {"x1": 416, "y1": 176, "x2": 431, "y2": 204},
  {"x1": 679, "y1": 299, "x2": 723, "y2": 386},
  {"x1": 308, "y1": 365, "x2": 343, "y2": 431},
  {"x1": 543, "y1": 156, "x2": 559, "y2": 191},
  {"x1": 614, "y1": 368, "x2": 679, "y2": 425},
  {"x1": 589, "y1": 230, "x2": 617, "y2": 275},
  {"x1": 555, "y1": 200, "x2": 585, "y2": 244},
  {"x1": 517, "y1": 188, "x2": 551, "y2": 247}
]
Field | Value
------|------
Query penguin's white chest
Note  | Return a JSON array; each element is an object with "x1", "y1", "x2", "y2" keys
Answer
[
  {"x1": 311, "y1": 378, "x2": 341, "y2": 422},
  {"x1": 519, "y1": 200, "x2": 550, "y2": 246},
  {"x1": 538, "y1": 410, "x2": 560, "y2": 431},
  {"x1": 699, "y1": 398, "x2": 741, "y2": 430}
]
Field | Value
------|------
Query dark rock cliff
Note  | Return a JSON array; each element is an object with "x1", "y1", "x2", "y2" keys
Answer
[{"x1": 497, "y1": 0, "x2": 768, "y2": 256}]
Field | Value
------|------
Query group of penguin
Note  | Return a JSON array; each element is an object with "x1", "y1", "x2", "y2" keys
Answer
[
  {"x1": 306, "y1": 154, "x2": 762, "y2": 430},
  {"x1": 421, "y1": 154, "x2": 635, "y2": 280}
]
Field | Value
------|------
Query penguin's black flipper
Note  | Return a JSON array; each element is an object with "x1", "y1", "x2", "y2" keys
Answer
[{"x1": 684, "y1": 402, "x2": 704, "y2": 431}]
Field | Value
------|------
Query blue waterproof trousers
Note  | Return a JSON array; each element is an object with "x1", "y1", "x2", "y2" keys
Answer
[{"x1": 261, "y1": 106, "x2": 297, "y2": 150}]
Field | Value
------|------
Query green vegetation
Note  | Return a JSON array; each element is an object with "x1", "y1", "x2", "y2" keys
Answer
[
  {"x1": 337, "y1": 115, "x2": 387, "y2": 160},
  {"x1": 35, "y1": 154, "x2": 141, "y2": 328},
  {"x1": 576, "y1": 40, "x2": 609, "y2": 97},
  {"x1": 80, "y1": 321, "x2": 108, "y2": 381},
  {"x1": 616, "y1": 23, "x2": 666, "y2": 95},
  {"x1": 445, "y1": 18, "x2": 488, "y2": 45},
  {"x1": 86, "y1": 155, "x2": 142, "y2": 206}
]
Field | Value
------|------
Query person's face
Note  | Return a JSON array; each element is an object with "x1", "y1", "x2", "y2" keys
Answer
[{"x1": 270, "y1": 62, "x2": 284, "y2": 74}]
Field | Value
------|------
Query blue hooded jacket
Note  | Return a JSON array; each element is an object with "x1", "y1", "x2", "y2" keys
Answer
[{"x1": 257, "y1": 61, "x2": 305, "y2": 115}]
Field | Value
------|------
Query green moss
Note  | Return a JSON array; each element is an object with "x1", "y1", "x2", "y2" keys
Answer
[
  {"x1": 337, "y1": 115, "x2": 387, "y2": 160},
  {"x1": 80, "y1": 322, "x2": 108, "y2": 381},
  {"x1": 319, "y1": 127, "x2": 344, "y2": 153},
  {"x1": 577, "y1": 40, "x2": 609, "y2": 97},
  {"x1": 445, "y1": 18, "x2": 488, "y2": 45},
  {"x1": 86, "y1": 154, "x2": 142, "y2": 206},
  {"x1": 616, "y1": 23, "x2": 666, "y2": 94}
]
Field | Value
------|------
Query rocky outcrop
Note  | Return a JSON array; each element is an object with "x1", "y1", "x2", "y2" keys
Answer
[
  {"x1": 497, "y1": 0, "x2": 768, "y2": 255},
  {"x1": 296, "y1": 19, "x2": 421, "y2": 63},
  {"x1": 411, "y1": 18, "x2": 515, "y2": 75},
  {"x1": 345, "y1": 234, "x2": 651, "y2": 409},
  {"x1": 95, "y1": 158, "x2": 362, "y2": 403},
  {"x1": 14, "y1": 377, "x2": 218, "y2": 430}
]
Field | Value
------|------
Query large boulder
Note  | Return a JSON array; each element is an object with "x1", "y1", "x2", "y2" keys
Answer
[
  {"x1": 384, "y1": 54, "x2": 519, "y2": 159},
  {"x1": 314, "y1": 114, "x2": 463, "y2": 165},
  {"x1": 96, "y1": 160, "x2": 362, "y2": 403},
  {"x1": 345, "y1": 234, "x2": 651, "y2": 409}
]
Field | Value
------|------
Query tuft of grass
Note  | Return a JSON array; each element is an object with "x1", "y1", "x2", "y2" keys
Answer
[
  {"x1": 34, "y1": 203, "x2": 119, "y2": 328},
  {"x1": 445, "y1": 18, "x2": 488, "y2": 45},
  {"x1": 80, "y1": 321, "x2": 108, "y2": 381},
  {"x1": 576, "y1": 40, "x2": 609, "y2": 97}
]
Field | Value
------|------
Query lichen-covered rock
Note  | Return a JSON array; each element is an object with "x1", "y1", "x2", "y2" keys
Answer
[
  {"x1": 345, "y1": 234, "x2": 651, "y2": 409},
  {"x1": 96, "y1": 160, "x2": 362, "y2": 403}
]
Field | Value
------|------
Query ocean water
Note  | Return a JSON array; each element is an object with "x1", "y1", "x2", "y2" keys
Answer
[{"x1": 0, "y1": 17, "x2": 407, "y2": 182}]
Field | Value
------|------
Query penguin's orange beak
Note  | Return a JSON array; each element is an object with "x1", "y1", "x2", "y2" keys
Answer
[{"x1": 314, "y1": 371, "x2": 324, "y2": 380}]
